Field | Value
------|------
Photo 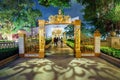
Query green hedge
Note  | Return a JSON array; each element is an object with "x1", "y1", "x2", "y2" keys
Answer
[
  {"x1": 101, "y1": 47, "x2": 120, "y2": 59},
  {"x1": 66, "y1": 40, "x2": 120, "y2": 59},
  {"x1": 66, "y1": 40, "x2": 74, "y2": 48},
  {"x1": 0, "y1": 40, "x2": 14, "y2": 42},
  {"x1": 0, "y1": 47, "x2": 18, "y2": 60},
  {"x1": 86, "y1": 46, "x2": 120, "y2": 59},
  {"x1": 45, "y1": 38, "x2": 52, "y2": 45}
]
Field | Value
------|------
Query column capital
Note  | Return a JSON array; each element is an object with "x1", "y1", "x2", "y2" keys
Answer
[
  {"x1": 94, "y1": 30, "x2": 101, "y2": 37},
  {"x1": 73, "y1": 20, "x2": 81, "y2": 26},
  {"x1": 38, "y1": 20, "x2": 45, "y2": 27}
]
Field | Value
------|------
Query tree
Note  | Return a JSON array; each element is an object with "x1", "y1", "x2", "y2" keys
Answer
[
  {"x1": 13, "y1": 8, "x2": 42, "y2": 32},
  {"x1": 0, "y1": 0, "x2": 42, "y2": 38},
  {"x1": 105, "y1": 2, "x2": 120, "y2": 27},
  {"x1": 64, "y1": 23, "x2": 92, "y2": 40},
  {"x1": 0, "y1": 20, "x2": 15, "y2": 40},
  {"x1": 64, "y1": 24, "x2": 74, "y2": 37},
  {"x1": 76, "y1": 0, "x2": 117, "y2": 37},
  {"x1": 38, "y1": 0, "x2": 70, "y2": 9}
]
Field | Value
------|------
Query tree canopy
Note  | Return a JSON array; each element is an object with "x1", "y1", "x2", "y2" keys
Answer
[
  {"x1": 76, "y1": 0, "x2": 120, "y2": 37},
  {"x1": 0, "y1": 0, "x2": 42, "y2": 39},
  {"x1": 38, "y1": 0, "x2": 70, "y2": 9},
  {"x1": 0, "y1": 0, "x2": 41, "y2": 29}
]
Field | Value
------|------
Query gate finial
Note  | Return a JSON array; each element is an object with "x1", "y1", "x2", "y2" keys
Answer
[{"x1": 58, "y1": 9, "x2": 62, "y2": 15}]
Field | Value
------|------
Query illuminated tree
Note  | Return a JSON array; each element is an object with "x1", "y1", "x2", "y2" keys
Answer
[
  {"x1": 0, "y1": 20, "x2": 15, "y2": 40},
  {"x1": 0, "y1": 0, "x2": 42, "y2": 33}
]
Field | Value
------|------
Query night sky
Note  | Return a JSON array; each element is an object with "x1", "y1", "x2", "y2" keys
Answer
[{"x1": 33, "y1": 0, "x2": 84, "y2": 21}]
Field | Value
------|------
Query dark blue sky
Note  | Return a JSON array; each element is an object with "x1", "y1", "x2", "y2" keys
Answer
[{"x1": 34, "y1": 0, "x2": 84, "y2": 21}]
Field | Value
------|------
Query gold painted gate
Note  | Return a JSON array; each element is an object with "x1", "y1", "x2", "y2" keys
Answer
[
  {"x1": 18, "y1": 10, "x2": 101, "y2": 58},
  {"x1": 25, "y1": 34, "x2": 39, "y2": 54},
  {"x1": 81, "y1": 38, "x2": 94, "y2": 53},
  {"x1": 38, "y1": 9, "x2": 81, "y2": 58}
]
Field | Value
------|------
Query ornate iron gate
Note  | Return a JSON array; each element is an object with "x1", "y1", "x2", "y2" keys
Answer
[
  {"x1": 81, "y1": 38, "x2": 94, "y2": 53},
  {"x1": 25, "y1": 34, "x2": 39, "y2": 54}
]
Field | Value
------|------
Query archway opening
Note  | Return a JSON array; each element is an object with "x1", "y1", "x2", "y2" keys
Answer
[{"x1": 45, "y1": 24, "x2": 74, "y2": 56}]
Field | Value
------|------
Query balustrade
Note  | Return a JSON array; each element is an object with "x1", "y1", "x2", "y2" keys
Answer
[{"x1": 0, "y1": 42, "x2": 18, "y2": 49}]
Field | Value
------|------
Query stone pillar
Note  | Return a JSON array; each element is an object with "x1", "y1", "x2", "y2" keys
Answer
[
  {"x1": 107, "y1": 37, "x2": 120, "y2": 49},
  {"x1": 73, "y1": 20, "x2": 81, "y2": 58},
  {"x1": 38, "y1": 20, "x2": 45, "y2": 58},
  {"x1": 94, "y1": 30, "x2": 101, "y2": 56},
  {"x1": 18, "y1": 30, "x2": 26, "y2": 57}
]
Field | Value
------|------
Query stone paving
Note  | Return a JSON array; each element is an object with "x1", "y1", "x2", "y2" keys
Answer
[
  {"x1": 45, "y1": 42, "x2": 74, "y2": 55},
  {"x1": 0, "y1": 57, "x2": 120, "y2": 80},
  {"x1": 0, "y1": 43, "x2": 120, "y2": 80}
]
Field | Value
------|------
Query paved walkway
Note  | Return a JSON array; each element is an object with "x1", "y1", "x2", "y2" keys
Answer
[
  {"x1": 0, "y1": 42, "x2": 120, "y2": 80},
  {"x1": 0, "y1": 57, "x2": 120, "y2": 80},
  {"x1": 45, "y1": 41, "x2": 74, "y2": 55}
]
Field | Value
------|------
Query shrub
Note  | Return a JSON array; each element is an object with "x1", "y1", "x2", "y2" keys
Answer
[
  {"x1": 45, "y1": 38, "x2": 52, "y2": 45},
  {"x1": 100, "y1": 47, "x2": 120, "y2": 59},
  {"x1": 66, "y1": 40, "x2": 120, "y2": 59},
  {"x1": 66, "y1": 40, "x2": 74, "y2": 48},
  {"x1": 0, "y1": 47, "x2": 18, "y2": 60}
]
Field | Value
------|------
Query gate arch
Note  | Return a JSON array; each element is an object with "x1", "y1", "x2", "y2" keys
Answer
[
  {"x1": 38, "y1": 9, "x2": 81, "y2": 58},
  {"x1": 18, "y1": 9, "x2": 101, "y2": 58}
]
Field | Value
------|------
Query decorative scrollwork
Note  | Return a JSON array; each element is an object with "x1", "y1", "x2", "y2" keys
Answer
[{"x1": 48, "y1": 9, "x2": 71, "y2": 24}]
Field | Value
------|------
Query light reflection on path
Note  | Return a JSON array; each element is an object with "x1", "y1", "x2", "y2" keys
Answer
[{"x1": 0, "y1": 58, "x2": 120, "y2": 80}]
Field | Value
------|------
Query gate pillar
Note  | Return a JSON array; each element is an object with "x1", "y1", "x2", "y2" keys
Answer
[
  {"x1": 73, "y1": 20, "x2": 81, "y2": 58},
  {"x1": 94, "y1": 30, "x2": 101, "y2": 56},
  {"x1": 38, "y1": 20, "x2": 45, "y2": 58},
  {"x1": 18, "y1": 29, "x2": 26, "y2": 57}
]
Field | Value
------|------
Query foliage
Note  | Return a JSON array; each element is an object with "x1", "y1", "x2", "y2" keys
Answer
[
  {"x1": 65, "y1": 24, "x2": 93, "y2": 38},
  {"x1": 66, "y1": 39, "x2": 74, "y2": 48},
  {"x1": 0, "y1": 47, "x2": 18, "y2": 60},
  {"x1": 45, "y1": 38, "x2": 52, "y2": 45},
  {"x1": 0, "y1": 0, "x2": 42, "y2": 34},
  {"x1": 76, "y1": 0, "x2": 120, "y2": 37},
  {"x1": 38, "y1": 0, "x2": 70, "y2": 9},
  {"x1": 67, "y1": 39, "x2": 74, "y2": 42},
  {"x1": 101, "y1": 47, "x2": 120, "y2": 59},
  {"x1": 64, "y1": 24, "x2": 74, "y2": 37},
  {"x1": 0, "y1": 40, "x2": 14, "y2": 42},
  {"x1": 105, "y1": 3, "x2": 120, "y2": 23},
  {"x1": 0, "y1": 20, "x2": 15, "y2": 39},
  {"x1": 81, "y1": 26, "x2": 93, "y2": 37},
  {"x1": 66, "y1": 39, "x2": 120, "y2": 59}
]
